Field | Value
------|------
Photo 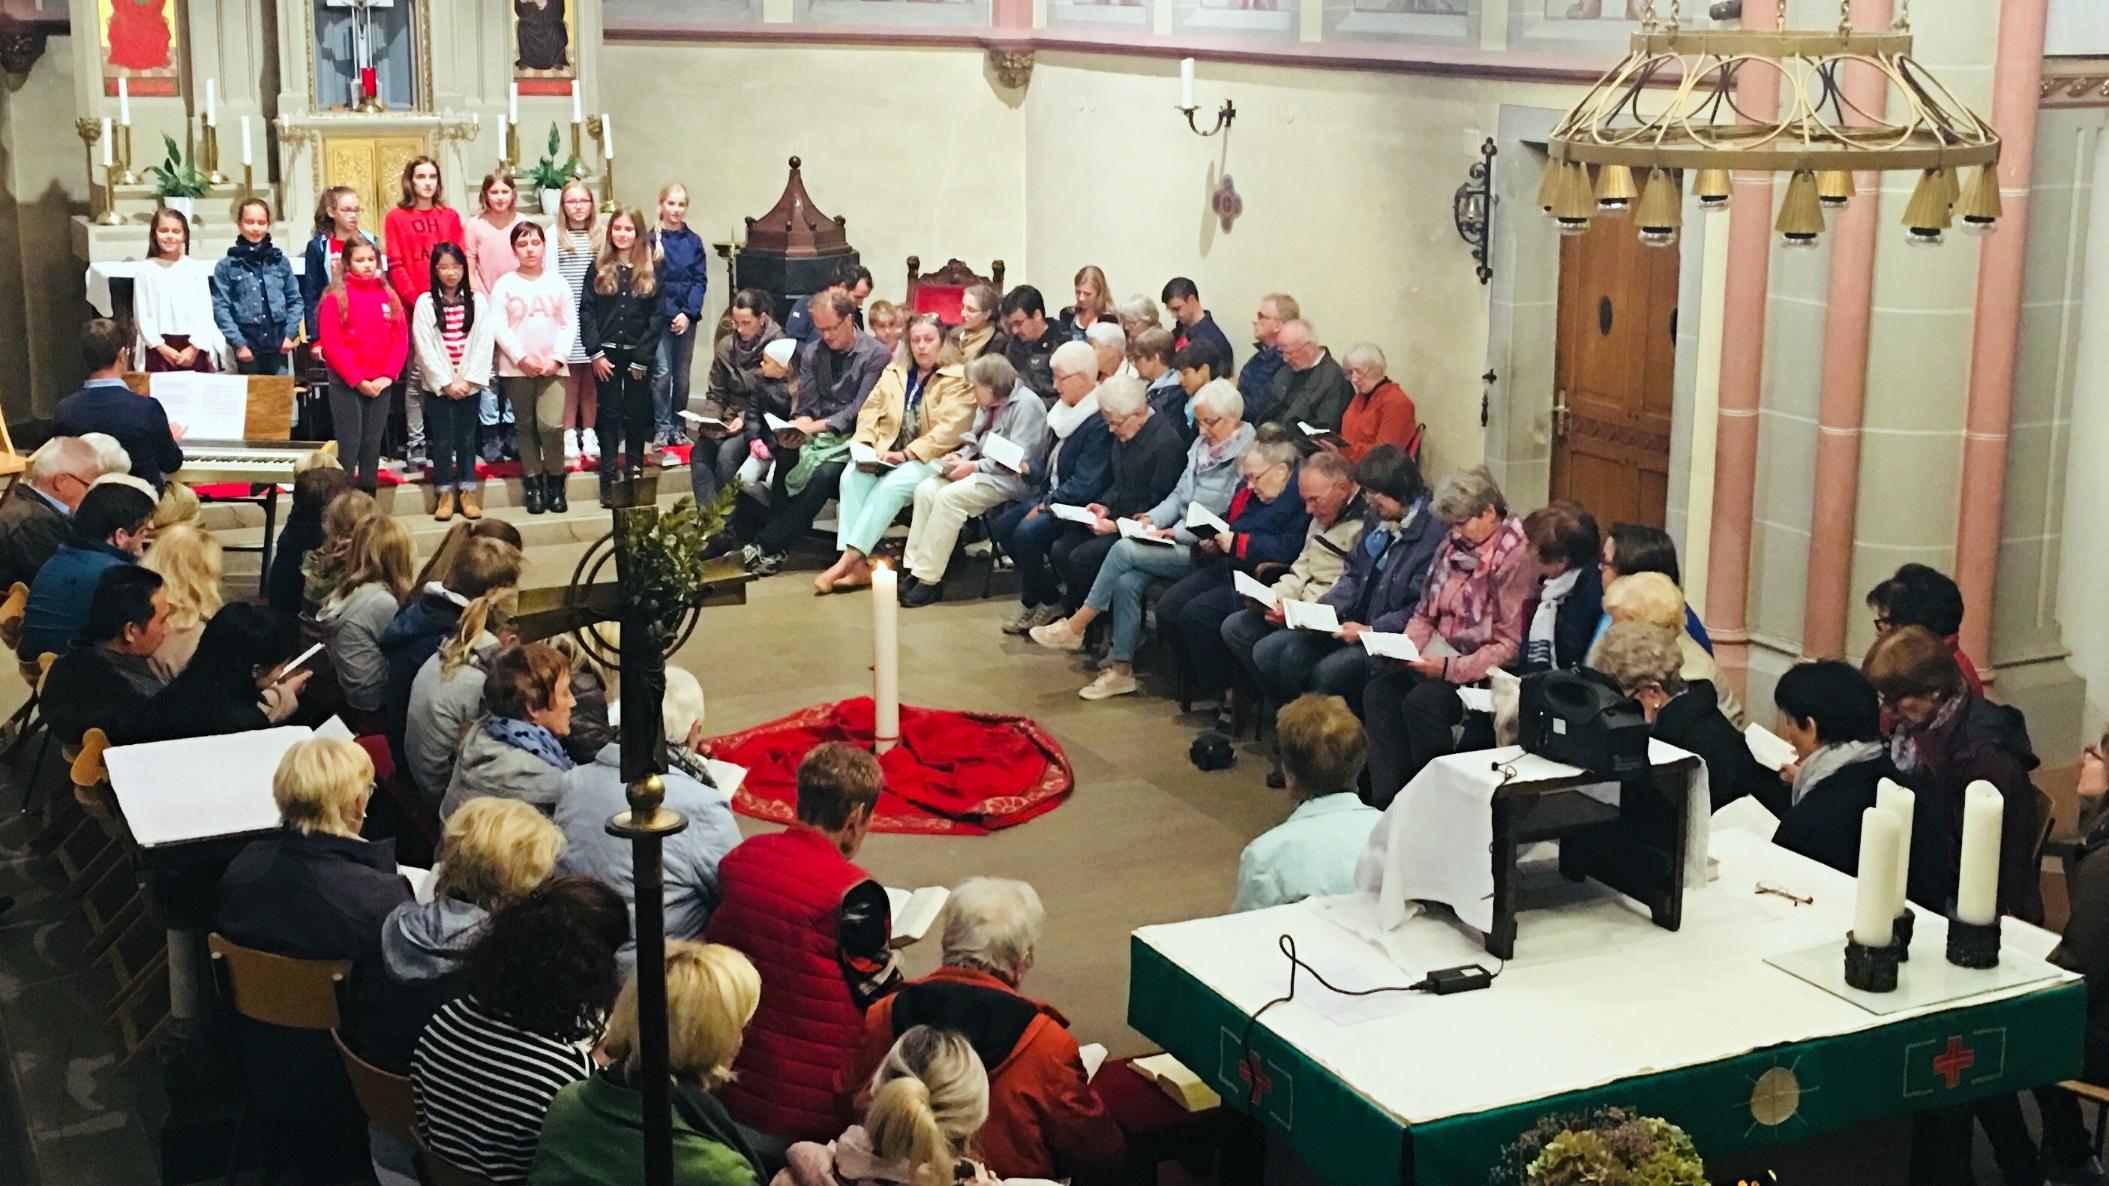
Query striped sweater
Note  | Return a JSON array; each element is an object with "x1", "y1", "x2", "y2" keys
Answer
[
  {"x1": 554, "y1": 234, "x2": 594, "y2": 364},
  {"x1": 410, "y1": 995, "x2": 592, "y2": 1184}
]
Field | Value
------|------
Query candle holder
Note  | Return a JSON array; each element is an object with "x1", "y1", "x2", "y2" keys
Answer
[
  {"x1": 1844, "y1": 931, "x2": 1901, "y2": 993},
  {"x1": 202, "y1": 122, "x2": 228, "y2": 185},
  {"x1": 570, "y1": 122, "x2": 594, "y2": 183},
  {"x1": 588, "y1": 115, "x2": 616, "y2": 212},
  {"x1": 1947, "y1": 916, "x2": 2001, "y2": 969},
  {"x1": 1177, "y1": 99, "x2": 1237, "y2": 138},
  {"x1": 241, "y1": 163, "x2": 255, "y2": 198},
  {"x1": 116, "y1": 123, "x2": 136, "y2": 187},
  {"x1": 1890, "y1": 908, "x2": 1915, "y2": 961},
  {"x1": 503, "y1": 121, "x2": 520, "y2": 174}
]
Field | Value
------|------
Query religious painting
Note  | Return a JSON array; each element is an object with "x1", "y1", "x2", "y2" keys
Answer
[
  {"x1": 1542, "y1": 0, "x2": 1641, "y2": 19},
  {"x1": 514, "y1": 0, "x2": 575, "y2": 78},
  {"x1": 98, "y1": 0, "x2": 183, "y2": 97},
  {"x1": 1176, "y1": 0, "x2": 1293, "y2": 38}
]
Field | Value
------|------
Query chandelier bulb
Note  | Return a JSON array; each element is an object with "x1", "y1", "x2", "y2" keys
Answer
[
  {"x1": 1639, "y1": 229, "x2": 1680, "y2": 248},
  {"x1": 1595, "y1": 164, "x2": 1638, "y2": 212},
  {"x1": 1906, "y1": 227, "x2": 1946, "y2": 247}
]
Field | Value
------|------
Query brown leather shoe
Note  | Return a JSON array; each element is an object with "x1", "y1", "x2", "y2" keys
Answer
[
  {"x1": 434, "y1": 490, "x2": 457, "y2": 522},
  {"x1": 458, "y1": 489, "x2": 483, "y2": 520}
]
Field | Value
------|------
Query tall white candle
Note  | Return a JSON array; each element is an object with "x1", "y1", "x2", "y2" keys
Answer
[
  {"x1": 1877, "y1": 778, "x2": 1915, "y2": 920},
  {"x1": 118, "y1": 77, "x2": 131, "y2": 125},
  {"x1": 205, "y1": 79, "x2": 216, "y2": 127},
  {"x1": 1853, "y1": 807, "x2": 1901, "y2": 947},
  {"x1": 240, "y1": 115, "x2": 251, "y2": 166},
  {"x1": 571, "y1": 83, "x2": 583, "y2": 126},
  {"x1": 1179, "y1": 58, "x2": 1195, "y2": 109},
  {"x1": 872, "y1": 563, "x2": 900, "y2": 755},
  {"x1": 508, "y1": 83, "x2": 520, "y2": 125},
  {"x1": 601, "y1": 114, "x2": 614, "y2": 161},
  {"x1": 1956, "y1": 780, "x2": 2005, "y2": 926},
  {"x1": 100, "y1": 116, "x2": 113, "y2": 168}
]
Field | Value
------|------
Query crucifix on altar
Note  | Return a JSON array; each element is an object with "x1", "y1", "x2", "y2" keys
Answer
[{"x1": 314, "y1": 0, "x2": 415, "y2": 111}]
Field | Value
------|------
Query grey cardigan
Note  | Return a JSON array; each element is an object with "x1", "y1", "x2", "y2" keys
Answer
[
  {"x1": 956, "y1": 381, "x2": 1053, "y2": 504},
  {"x1": 317, "y1": 582, "x2": 403, "y2": 712},
  {"x1": 403, "y1": 633, "x2": 496, "y2": 807},
  {"x1": 1146, "y1": 422, "x2": 1257, "y2": 543},
  {"x1": 439, "y1": 718, "x2": 570, "y2": 821}
]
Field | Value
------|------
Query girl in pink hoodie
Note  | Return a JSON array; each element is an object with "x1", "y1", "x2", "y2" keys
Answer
[{"x1": 317, "y1": 239, "x2": 410, "y2": 492}]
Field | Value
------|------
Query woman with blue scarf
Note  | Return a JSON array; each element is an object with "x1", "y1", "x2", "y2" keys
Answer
[{"x1": 441, "y1": 642, "x2": 577, "y2": 821}]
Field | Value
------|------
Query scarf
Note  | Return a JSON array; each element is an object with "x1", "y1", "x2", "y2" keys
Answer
[
  {"x1": 481, "y1": 714, "x2": 575, "y2": 772},
  {"x1": 1889, "y1": 692, "x2": 1966, "y2": 775},
  {"x1": 1046, "y1": 388, "x2": 1101, "y2": 439},
  {"x1": 1791, "y1": 740, "x2": 1887, "y2": 806},
  {"x1": 728, "y1": 318, "x2": 783, "y2": 372},
  {"x1": 1525, "y1": 567, "x2": 1581, "y2": 669},
  {"x1": 228, "y1": 234, "x2": 286, "y2": 269},
  {"x1": 1422, "y1": 515, "x2": 1527, "y2": 657}
]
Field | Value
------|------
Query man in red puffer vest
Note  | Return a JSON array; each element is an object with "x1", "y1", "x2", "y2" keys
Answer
[{"x1": 704, "y1": 741, "x2": 901, "y2": 1157}]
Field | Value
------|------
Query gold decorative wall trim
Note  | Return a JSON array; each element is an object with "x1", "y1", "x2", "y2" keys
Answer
[{"x1": 2042, "y1": 57, "x2": 2109, "y2": 108}]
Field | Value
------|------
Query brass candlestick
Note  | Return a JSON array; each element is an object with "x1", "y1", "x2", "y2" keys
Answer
[
  {"x1": 97, "y1": 162, "x2": 127, "y2": 225},
  {"x1": 570, "y1": 122, "x2": 594, "y2": 183},
  {"x1": 588, "y1": 115, "x2": 615, "y2": 213},
  {"x1": 77, "y1": 119, "x2": 127, "y2": 226},
  {"x1": 115, "y1": 123, "x2": 136, "y2": 186},
  {"x1": 503, "y1": 121, "x2": 520, "y2": 174},
  {"x1": 202, "y1": 122, "x2": 228, "y2": 185},
  {"x1": 242, "y1": 163, "x2": 255, "y2": 198}
]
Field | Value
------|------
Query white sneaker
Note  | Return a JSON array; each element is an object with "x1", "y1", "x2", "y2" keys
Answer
[
  {"x1": 1029, "y1": 620, "x2": 1085, "y2": 652},
  {"x1": 1079, "y1": 670, "x2": 1139, "y2": 700},
  {"x1": 564, "y1": 429, "x2": 581, "y2": 461},
  {"x1": 580, "y1": 428, "x2": 600, "y2": 461}
]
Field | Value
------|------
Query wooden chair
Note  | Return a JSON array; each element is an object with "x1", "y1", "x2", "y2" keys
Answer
[
  {"x1": 332, "y1": 1030, "x2": 419, "y2": 1150},
  {"x1": 13, "y1": 650, "x2": 57, "y2": 808},
  {"x1": 906, "y1": 256, "x2": 1005, "y2": 325},
  {"x1": 0, "y1": 580, "x2": 28, "y2": 652},
  {"x1": 209, "y1": 934, "x2": 349, "y2": 1181},
  {"x1": 1403, "y1": 422, "x2": 1426, "y2": 462},
  {"x1": 425, "y1": 1149, "x2": 507, "y2": 1186}
]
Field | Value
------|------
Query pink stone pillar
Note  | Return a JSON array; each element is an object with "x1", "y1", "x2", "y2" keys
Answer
[
  {"x1": 1702, "y1": 0, "x2": 1779, "y2": 673},
  {"x1": 1953, "y1": 0, "x2": 2049, "y2": 673},
  {"x1": 1800, "y1": 0, "x2": 1891, "y2": 661}
]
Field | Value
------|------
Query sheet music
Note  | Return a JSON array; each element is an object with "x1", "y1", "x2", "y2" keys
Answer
[
  {"x1": 149, "y1": 372, "x2": 249, "y2": 440},
  {"x1": 1185, "y1": 502, "x2": 1231, "y2": 536},
  {"x1": 1284, "y1": 600, "x2": 1341, "y2": 633},
  {"x1": 763, "y1": 412, "x2": 795, "y2": 433},
  {"x1": 1359, "y1": 630, "x2": 1421, "y2": 660},
  {"x1": 107, "y1": 726, "x2": 313, "y2": 848},
  {"x1": 849, "y1": 441, "x2": 894, "y2": 467}
]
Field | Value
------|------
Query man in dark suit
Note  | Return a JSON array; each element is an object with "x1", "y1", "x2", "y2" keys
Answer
[
  {"x1": 53, "y1": 318, "x2": 185, "y2": 489},
  {"x1": 0, "y1": 436, "x2": 110, "y2": 592}
]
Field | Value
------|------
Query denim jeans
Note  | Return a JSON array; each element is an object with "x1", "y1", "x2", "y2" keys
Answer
[
  {"x1": 651, "y1": 326, "x2": 700, "y2": 441},
  {"x1": 424, "y1": 388, "x2": 482, "y2": 490},
  {"x1": 991, "y1": 502, "x2": 1080, "y2": 609},
  {"x1": 478, "y1": 384, "x2": 514, "y2": 427},
  {"x1": 1231, "y1": 618, "x2": 1375, "y2": 715},
  {"x1": 690, "y1": 429, "x2": 756, "y2": 505},
  {"x1": 237, "y1": 350, "x2": 290, "y2": 376},
  {"x1": 1082, "y1": 537, "x2": 1196, "y2": 663}
]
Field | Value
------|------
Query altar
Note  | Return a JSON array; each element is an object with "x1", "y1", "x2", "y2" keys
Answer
[{"x1": 1126, "y1": 827, "x2": 2083, "y2": 1185}]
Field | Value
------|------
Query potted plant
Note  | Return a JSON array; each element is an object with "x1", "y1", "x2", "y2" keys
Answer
[
  {"x1": 145, "y1": 133, "x2": 209, "y2": 221},
  {"x1": 527, "y1": 122, "x2": 580, "y2": 215}
]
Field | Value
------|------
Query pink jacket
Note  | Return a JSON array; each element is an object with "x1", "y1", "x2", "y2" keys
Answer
[{"x1": 316, "y1": 272, "x2": 410, "y2": 387}]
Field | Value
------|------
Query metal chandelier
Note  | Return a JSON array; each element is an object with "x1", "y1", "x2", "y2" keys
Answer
[{"x1": 1541, "y1": 0, "x2": 2002, "y2": 249}]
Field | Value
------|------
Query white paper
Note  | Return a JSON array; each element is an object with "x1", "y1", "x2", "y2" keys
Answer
[
  {"x1": 1185, "y1": 502, "x2": 1231, "y2": 537},
  {"x1": 1711, "y1": 794, "x2": 1781, "y2": 840},
  {"x1": 313, "y1": 715, "x2": 356, "y2": 741},
  {"x1": 1079, "y1": 1042, "x2": 1108, "y2": 1082},
  {"x1": 885, "y1": 885, "x2": 951, "y2": 944},
  {"x1": 1119, "y1": 519, "x2": 1177, "y2": 546},
  {"x1": 980, "y1": 433, "x2": 1027, "y2": 473},
  {"x1": 1233, "y1": 570, "x2": 1279, "y2": 609},
  {"x1": 1457, "y1": 687, "x2": 1495, "y2": 714},
  {"x1": 150, "y1": 371, "x2": 250, "y2": 440},
  {"x1": 1298, "y1": 420, "x2": 1342, "y2": 440},
  {"x1": 107, "y1": 726, "x2": 313, "y2": 848},
  {"x1": 1284, "y1": 600, "x2": 1341, "y2": 633},
  {"x1": 1359, "y1": 629, "x2": 1419, "y2": 659},
  {"x1": 1050, "y1": 503, "x2": 1098, "y2": 525},
  {"x1": 1744, "y1": 723, "x2": 1798, "y2": 772},
  {"x1": 700, "y1": 758, "x2": 746, "y2": 800},
  {"x1": 679, "y1": 409, "x2": 726, "y2": 428},
  {"x1": 763, "y1": 412, "x2": 795, "y2": 433},
  {"x1": 400, "y1": 865, "x2": 437, "y2": 904},
  {"x1": 849, "y1": 441, "x2": 893, "y2": 467}
]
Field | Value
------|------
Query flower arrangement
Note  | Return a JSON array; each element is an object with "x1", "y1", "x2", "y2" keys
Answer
[{"x1": 1494, "y1": 1107, "x2": 1708, "y2": 1186}]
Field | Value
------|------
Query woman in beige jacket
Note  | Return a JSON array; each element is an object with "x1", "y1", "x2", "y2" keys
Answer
[{"x1": 813, "y1": 315, "x2": 978, "y2": 594}]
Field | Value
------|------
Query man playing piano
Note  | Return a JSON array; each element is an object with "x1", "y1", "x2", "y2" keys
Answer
[{"x1": 54, "y1": 319, "x2": 185, "y2": 490}]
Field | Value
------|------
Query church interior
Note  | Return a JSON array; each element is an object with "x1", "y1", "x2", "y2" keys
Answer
[{"x1": 2, "y1": 0, "x2": 2109, "y2": 1183}]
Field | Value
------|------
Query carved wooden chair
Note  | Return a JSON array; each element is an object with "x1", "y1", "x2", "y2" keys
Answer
[{"x1": 906, "y1": 256, "x2": 1005, "y2": 325}]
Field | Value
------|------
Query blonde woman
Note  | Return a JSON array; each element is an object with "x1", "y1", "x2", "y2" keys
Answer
[
  {"x1": 153, "y1": 479, "x2": 201, "y2": 528},
  {"x1": 554, "y1": 180, "x2": 602, "y2": 465},
  {"x1": 777, "y1": 1026, "x2": 1007, "y2": 1186},
  {"x1": 1596, "y1": 571, "x2": 1745, "y2": 728},
  {"x1": 140, "y1": 519, "x2": 223, "y2": 680},
  {"x1": 302, "y1": 488, "x2": 379, "y2": 614},
  {"x1": 315, "y1": 514, "x2": 413, "y2": 717},
  {"x1": 1058, "y1": 265, "x2": 1115, "y2": 341},
  {"x1": 955, "y1": 283, "x2": 1004, "y2": 363},
  {"x1": 531, "y1": 941, "x2": 767, "y2": 1186},
  {"x1": 404, "y1": 573, "x2": 518, "y2": 805}
]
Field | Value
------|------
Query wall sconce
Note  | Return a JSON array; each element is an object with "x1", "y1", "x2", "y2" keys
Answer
[{"x1": 1176, "y1": 58, "x2": 1236, "y2": 138}]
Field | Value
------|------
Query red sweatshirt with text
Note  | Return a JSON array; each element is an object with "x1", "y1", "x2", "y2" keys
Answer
[
  {"x1": 384, "y1": 205, "x2": 465, "y2": 308},
  {"x1": 317, "y1": 273, "x2": 410, "y2": 388}
]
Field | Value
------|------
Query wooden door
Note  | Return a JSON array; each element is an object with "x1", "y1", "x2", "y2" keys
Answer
[{"x1": 1549, "y1": 207, "x2": 1679, "y2": 529}]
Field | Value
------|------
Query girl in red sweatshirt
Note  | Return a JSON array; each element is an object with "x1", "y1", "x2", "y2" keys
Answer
[
  {"x1": 318, "y1": 239, "x2": 410, "y2": 493},
  {"x1": 385, "y1": 156, "x2": 463, "y2": 471}
]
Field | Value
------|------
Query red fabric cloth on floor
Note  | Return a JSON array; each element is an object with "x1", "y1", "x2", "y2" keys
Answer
[{"x1": 707, "y1": 697, "x2": 1073, "y2": 835}]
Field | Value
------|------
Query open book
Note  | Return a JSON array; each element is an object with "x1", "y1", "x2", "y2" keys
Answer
[
  {"x1": 1743, "y1": 723, "x2": 1798, "y2": 772},
  {"x1": 699, "y1": 758, "x2": 747, "y2": 799},
  {"x1": 1050, "y1": 503, "x2": 1098, "y2": 525},
  {"x1": 1185, "y1": 502, "x2": 1231, "y2": 539},
  {"x1": 1118, "y1": 519, "x2": 1178, "y2": 546},
  {"x1": 1283, "y1": 600, "x2": 1340, "y2": 633},
  {"x1": 980, "y1": 433, "x2": 1028, "y2": 473},
  {"x1": 763, "y1": 412, "x2": 796, "y2": 433},
  {"x1": 399, "y1": 865, "x2": 437, "y2": 904},
  {"x1": 1233, "y1": 570, "x2": 1278, "y2": 609},
  {"x1": 1128, "y1": 1052, "x2": 1221, "y2": 1111},
  {"x1": 679, "y1": 408, "x2": 729, "y2": 430},
  {"x1": 1297, "y1": 420, "x2": 1345, "y2": 446},
  {"x1": 885, "y1": 885, "x2": 951, "y2": 946},
  {"x1": 849, "y1": 441, "x2": 896, "y2": 468}
]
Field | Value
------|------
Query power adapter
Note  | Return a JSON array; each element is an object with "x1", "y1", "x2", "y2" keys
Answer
[{"x1": 1420, "y1": 964, "x2": 1496, "y2": 995}]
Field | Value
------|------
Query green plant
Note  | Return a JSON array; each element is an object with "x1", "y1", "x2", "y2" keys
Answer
[
  {"x1": 145, "y1": 133, "x2": 209, "y2": 199},
  {"x1": 526, "y1": 122, "x2": 580, "y2": 192},
  {"x1": 615, "y1": 485, "x2": 739, "y2": 635},
  {"x1": 1498, "y1": 1108, "x2": 1707, "y2": 1186}
]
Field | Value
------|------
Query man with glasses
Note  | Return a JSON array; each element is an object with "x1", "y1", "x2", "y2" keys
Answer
[
  {"x1": 1260, "y1": 319, "x2": 1354, "y2": 454},
  {"x1": 0, "y1": 435, "x2": 116, "y2": 592},
  {"x1": 1240, "y1": 292, "x2": 1298, "y2": 402}
]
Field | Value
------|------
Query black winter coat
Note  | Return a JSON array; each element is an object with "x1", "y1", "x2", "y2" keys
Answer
[
  {"x1": 580, "y1": 263, "x2": 668, "y2": 372},
  {"x1": 1651, "y1": 679, "x2": 1774, "y2": 812}
]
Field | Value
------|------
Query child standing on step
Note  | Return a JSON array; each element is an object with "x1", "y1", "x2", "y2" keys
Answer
[
  {"x1": 413, "y1": 243, "x2": 493, "y2": 522},
  {"x1": 491, "y1": 221, "x2": 576, "y2": 515},
  {"x1": 581, "y1": 206, "x2": 665, "y2": 507},
  {"x1": 317, "y1": 240, "x2": 409, "y2": 495},
  {"x1": 385, "y1": 156, "x2": 463, "y2": 471},
  {"x1": 211, "y1": 197, "x2": 302, "y2": 377}
]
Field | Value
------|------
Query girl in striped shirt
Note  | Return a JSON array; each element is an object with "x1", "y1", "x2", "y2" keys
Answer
[
  {"x1": 553, "y1": 181, "x2": 601, "y2": 466},
  {"x1": 412, "y1": 243, "x2": 495, "y2": 521}
]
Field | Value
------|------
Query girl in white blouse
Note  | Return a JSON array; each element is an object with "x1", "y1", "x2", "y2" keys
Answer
[{"x1": 136, "y1": 209, "x2": 229, "y2": 372}]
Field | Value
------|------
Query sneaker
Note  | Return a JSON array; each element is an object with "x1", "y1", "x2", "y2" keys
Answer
[
  {"x1": 404, "y1": 439, "x2": 428, "y2": 470},
  {"x1": 1029, "y1": 620, "x2": 1085, "y2": 652},
  {"x1": 1079, "y1": 670, "x2": 1139, "y2": 700},
  {"x1": 1001, "y1": 604, "x2": 1045, "y2": 635},
  {"x1": 564, "y1": 429, "x2": 581, "y2": 462},
  {"x1": 741, "y1": 544, "x2": 785, "y2": 577},
  {"x1": 580, "y1": 428, "x2": 600, "y2": 462}
]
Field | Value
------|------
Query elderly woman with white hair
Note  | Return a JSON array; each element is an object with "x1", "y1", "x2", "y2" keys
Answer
[
  {"x1": 1084, "y1": 320, "x2": 1132, "y2": 385},
  {"x1": 555, "y1": 665, "x2": 744, "y2": 967},
  {"x1": 1361, "y1": 467, "x2": 1535, "y2": 804},
  {"x1": 1595, "y1": 571, "x2": 1746, "y2": 728},
  {"x1": 898, "y1": 354, "x2": 1052, "y2": 608},
  {"x1": 1336, "y1": 342, "x2": 1418, "y2": 465},
  {"x1": 1031, "y1": 380, "x2": 1257, "y2": 700},
  {"x1": 1116, "y1": 293, "x2": 1161, "y2": 343},
  {"x1": 835, "y1": 877, "x2": 1126, "y2": 1183},
  {"x1": 990, "y1": 342, "x2": 1115, "y2": 635}
]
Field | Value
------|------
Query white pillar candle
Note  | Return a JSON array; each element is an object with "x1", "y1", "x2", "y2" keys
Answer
[
  {"x1": 205, "y1": 79, "x2": 216, "y2": 126},
  {"x1": 571, "y1": 83, "x2": 583, "y2": 126},
  {"x1": 508, "y1": 83, "x2": 520, "y2": 126},
  {"x1": 873, "y1": 563, "x2": 900, "y2": 755},
  {"x1": 100, "y1": 116, "x2": 113, "y2": 168},
  {"x1": 1956, "y1": 780, "x2": 2005, "y2": 926},
  {"x1": 1179, "y1": 58, "x2": 1195, "y2": 109},
  {"x1": 240, "y1": 115, "x2": 251, "y2": 166},
  {"x1": 118, "y1": 77, "x2": 131, "y2": 125},
  {"x1": 1876, "y1": 778, "x2": 1915, "y2": 919},
  {"x1": 1853, "y1": 807, "x2": 1901, "y2": 947},
  {"x1": 601, "y1": 114, "x2": 614, "y2": 160}
]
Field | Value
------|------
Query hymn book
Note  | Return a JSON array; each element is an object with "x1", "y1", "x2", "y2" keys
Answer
[
  {"x1": 1050, "y1": 504, "x2": 1099, "y2": 525},
  {"x1": 1284, "y1": 600, "x2": 1341, "y2": 633},
  {"x1": 885, "y1": 886, "x2": 951, "y2": 946},
  {"x1": 1185, "y1": 502, "x2": 1231, "y2": 539},
  {"x1": 763, "y1": 412, "x2": 796, "y2": 433},
  {"x1": 980, "y1": 433, "x2": 1028, "y2": 473},
  {"x1": 849, "y1": 442, "x2": 897, "y2": 468},
  {"x1": 1128, "y1": 1053, "x2": 1221, "y2": 1111},
  {"x1": 1119, "y1": 519, "x2": 1178, "y2": 546},
  {"x1": 1359, "y1": 630, "x2": 1420, "y2": 660},
  {"x1": 1743, "y1": 723, "x2": 1798, "y2": 772},
  {"x1": 680, "y1": 409, "x2": 728, "y2": 430},
  {"x1": 1233, "y1": 570, "x2": 1278, "y2": 609},
  {"x1": 1297, "y1": 420, "x2": 1345, "y2": 447}
]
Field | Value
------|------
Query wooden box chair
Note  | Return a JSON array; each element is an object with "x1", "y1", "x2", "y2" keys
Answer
[
  {"x1": 332, "y1": 1029, "x2": 419, "y2": 1150},
  {"x1": 905, "y1": 256, "x2": 1005, "y2": 325},
  {"x1": 209, "y1": 934, "x2": 350, "y2": 1182},
  {"x1": 68, "y1": 728, "x2": 170, "y2": 1059}
]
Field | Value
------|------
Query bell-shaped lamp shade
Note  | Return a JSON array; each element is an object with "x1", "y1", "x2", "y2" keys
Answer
[
  {"x1": 1635, "y1": 168, "x2": 1682, "y2": 247},
  {"x1": 1902, "y1": 167, "x2": 1950, "y2": 247},
  {"x1": 1817, "y1": 169, "x2": 1856, "y2": 209},
  {"x1": 1694, "y1": 167, "x2": 1733, "y2": 211},
  {"x1": 1956, "y1": 164, "x2": 2003, "y2": 236},
  {"x1": 1775, "y1": 170, "x2": 1825, "y2": 249},
  {"x1": 1595, "y1": 163, "x2": 1638, "y2": 212}
]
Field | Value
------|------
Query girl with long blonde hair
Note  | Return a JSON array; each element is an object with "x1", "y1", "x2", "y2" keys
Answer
[
  {"x1": 316, "y1": 515, "x2": 414, "y2": 716},
  {"x1": 141, "y1": 520, "x2": 224, "y2": 679},
  {"x1": 555, "y1": 180, "x2": 603, "y2": 467},
  {"x1": 780, "y1": 1026, "x2": 998, "y2": 1185},
  {"x1": 581, "y1": 206, "x2": 664, "y2": 505},
  {"x1": 302, "y1": 488, "x2": 378, "y2": 613}
]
